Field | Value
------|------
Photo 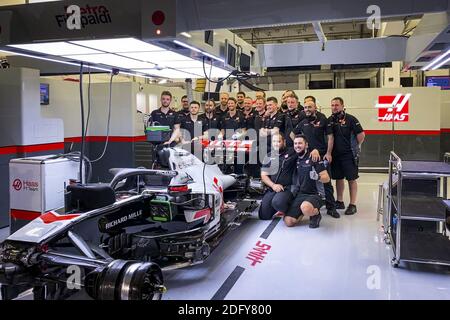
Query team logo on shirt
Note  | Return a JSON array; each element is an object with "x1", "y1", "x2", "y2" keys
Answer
[{"x1": 376, "y1": 94, "x2": 410, "y2": 122}]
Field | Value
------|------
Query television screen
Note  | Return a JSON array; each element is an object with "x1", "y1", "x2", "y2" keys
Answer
[
  {"x1": 227, "y1": 43, "x2": 236, "y2": 68},
  {"x1": 309, "y1": 80, "x2": 333, "y2": 89},
  {"x1": 401, "y1": 77, "x2": 414, "y2": 87},
  {"x1": 345, "y1": 78, "x2": 370, "y2": 88},
  {"x1": 202, "y1": 92, "x2": 220, "y2": 101},
  {"x1": 425, "y1": 76, "x2": 450, "y2": 90},
  {"x1": 40, "y1": 83, "x2": 49, "y2": 105},
  {"x1": 240, "y1": 53, "x2": 251, "y2": 72}
]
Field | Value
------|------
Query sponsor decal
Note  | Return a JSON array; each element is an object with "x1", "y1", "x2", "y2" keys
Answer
[
  {"x1": 376, "y1": 94, "x2": 411, "y2": 122},
  {"x1": 12, "y1": 179, "x2": 39, "y2": 192},
  {"x1": 12, "y1": 179, "x2": 22, "y2": 191},
  {"x1": 193, "y1": 208, "x2": 212, "y2": 224},
  {"x1": 99, "y1": 210, "x2": 143, "y2": 231},
  {"x1": 56, "y1": 4, "x2": 112, "y2": 29}
]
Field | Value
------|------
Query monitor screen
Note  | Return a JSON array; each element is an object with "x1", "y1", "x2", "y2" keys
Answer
[
  {"x1": 309, "y1": 80, "x2": 333, "y2": 89},
  {"x1": 240, "y1": 53, "x2": 251, "y2": 72},
  {"x1": 40, "y1": 83, "x2": 49, "y2": 105},
  {"x1": 425, "y1": 76, "x2": 450, "y2": 90},
  {"x1": 227, "y1": 44, "x2": 236, "y2": 68}
]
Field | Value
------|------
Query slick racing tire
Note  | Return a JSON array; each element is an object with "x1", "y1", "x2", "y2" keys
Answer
[{"x1": 87, "y1": 259, "x2": 164, "y2": 300}]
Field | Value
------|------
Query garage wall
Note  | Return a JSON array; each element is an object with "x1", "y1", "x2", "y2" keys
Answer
[
  {"x1": 40, "y1": 79, "x2": 192, "y2": 181},
  {"x1": 0, "y1": 68, "x2": 64, "y2": 228}
]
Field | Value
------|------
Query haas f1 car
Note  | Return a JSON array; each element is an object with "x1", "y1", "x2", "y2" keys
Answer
[{"x1": 0, "y1": 147, "x2": 260, "y2": 300}]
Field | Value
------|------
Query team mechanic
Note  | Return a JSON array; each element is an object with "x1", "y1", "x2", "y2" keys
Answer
[{"x1": 285, "y1": 135, "x2": 331, "y2": 229}]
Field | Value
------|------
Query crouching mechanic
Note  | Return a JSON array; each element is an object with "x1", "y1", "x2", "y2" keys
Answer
[
  {"x1": 259, "y1": 133, "x2": 297, "y2": 220},
  {"x1": 285, "y1": 135, "x2": 330, "y2": 229}
]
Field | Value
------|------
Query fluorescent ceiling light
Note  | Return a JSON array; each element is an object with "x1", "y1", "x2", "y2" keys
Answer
[
  {"x1": 0, "y1": 49, "x2": 113, "y2": 72},
  {"x1": 121, "y1": 51, "x2": 191, "y2": 65},
  {"x1": 202, "y1": 51, "x2": 225, "y2": 63},
  {"x1": 173, "y1": 40, "x2": 202, "y2": 53},
  {"x1": 180, "y1": 32, "x2": 192, "y2": 38},
  {"x1": 8, "y1": 42, "x2": 100, "y2": 56},
  {"x1": 70, "y1": 38, "x2": 163, "y2": 53},
  {"x1": 165, "y1": 59, "x2": 205, "y2": 69},
  {"x1": 173, "y1": 40, "x2": 225, "y2": 63},
  {"x1": 134, "y1": 68, "x2": 197, "y2": 79},
  {"x1": 180, "y1": 67, "x2": 232, "y2": 78},
  {"x1": 422, "y1": 49, "x2": 450, "y2": 70},
  {"x1": 0, "y1": 49, "x2": 80, "y2": 67},
  {"x1": 432, "y1": 56, "x2": 450, "y2": 70},
  {"x1": 64, "y1": 54, "x2": 155, "y2": 69}
]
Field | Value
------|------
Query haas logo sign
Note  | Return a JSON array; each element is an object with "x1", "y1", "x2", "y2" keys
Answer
[
  {"x1": 12, "y1": 179, "x2": 22, "y2": 191},
  {"x1": 376, "y1": 94, "x2": 411, "y2": 122}
]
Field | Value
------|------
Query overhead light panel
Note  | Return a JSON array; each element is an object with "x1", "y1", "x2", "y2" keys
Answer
[
  {"x1": 173, "y1": 40, "x2": 225, "y2": 63},
  {"x1": 8, "y1": 42, "x2": 100, "y2": 56},
  {"x1": 180, "y1": 32, "x2": 192, "y2": 38},
  {"x1": 134, "y1": 68, "x2": 197, "y2": 79},
  {"x1": 164, "y1": 59, "x2": 204, "y2": 69},
  {"x1": 180, "y1": 67, "x2": 232, "y2": 78},
  {"x1": 64, "y1": 53, "x2": 156, "y2": 69},
  {"x1": 422, "y1": 49, "x2": 450, "y2": 70},
  {"x1": 121, "y1": 51, "x2": 191, "y2": 65},
  {"x1": 70, "y1": 38, "x2": 163, "y2": 53}
]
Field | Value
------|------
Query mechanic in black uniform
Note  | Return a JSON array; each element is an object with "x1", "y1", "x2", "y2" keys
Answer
[
  {"x1": 261, "y1": 97, "x2": 287, "y2": 153},
  {"x1": 249, "y1": 97, "x2": 267, "y2": 179},
  {"x1": 148, "y1": 90, "x2": 181, "y2": 146},
  {"x1": 280, "y1": 90, "x2": 296, "y2": 112},
  {"x1": 199, "y1": 99, "x2": 222, "y2": 140},
  {"x1": 259, "y1": 133, "x2": 297, "y2": 220},
  {"x1": 220, "y1": 97, "x2": 247, "y2": 174},
  {"x1": 180, "y1": 101, "x2": 205, "y2": 142},
  {"x1": 328, "y1": 97, "x2": 365, "y2": 215},
  {"x1": 291, "y1": 99, "x2": 340, "y2": 218},
  {"x1": 285, "y1": 135, "x2": 331, "y2": 229},
  {"x1": 285, "y1": 94, "x2": 305, "y2": 147},
  {"x1": 286, "y1": 94, "x2": 305, "y2": 129},
  {"x1": 221, "y1": 97, "x2": 246, "y2": 139},
  {"x1": 177, "y1": 95, "x2": 190, "y2": 119},
  {"x1": 236, "y1": 91, "x2": 246, "y2": 111},
  {"x1": 215, "y1": 92, "x2": 229, "y2": 119},
  {"x1": 253, "y1": 97, "x2": 266, "y2": 133},
  {"x1": 179, "y1": 100, "x2": 205, "y2": 157},
  {"x1": 242, "y1": 96, "x2": 256, "y2": 130}
]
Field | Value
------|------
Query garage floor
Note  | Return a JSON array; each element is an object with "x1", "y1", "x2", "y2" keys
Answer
[{"x1": 1, "y1": 173, "x2": 450, "y2": 300}]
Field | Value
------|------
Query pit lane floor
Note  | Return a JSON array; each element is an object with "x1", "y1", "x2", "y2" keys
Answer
[{"x1": 1, "y1": 173, "x2": 450, "y2": 300}]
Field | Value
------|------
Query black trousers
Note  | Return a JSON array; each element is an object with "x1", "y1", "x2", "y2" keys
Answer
[
  {"x1": 324, "y1": 168, "x2": 336, "y2": 210},
  {"x1": 320, "y1": 155, "x2": 336, "y2": 211},
  {"x1": 258, "y1": 189, "x2": 293, "y2": 220}
]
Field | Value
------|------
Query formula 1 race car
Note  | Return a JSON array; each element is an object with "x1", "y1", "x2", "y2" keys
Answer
[{"x1": 0, "y1": 147, "x2": 261, "y2": 300}]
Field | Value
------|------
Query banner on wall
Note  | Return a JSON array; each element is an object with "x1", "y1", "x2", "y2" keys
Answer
[{"x1": 375, "y1": 93, "x2": 411, "y2": 122}]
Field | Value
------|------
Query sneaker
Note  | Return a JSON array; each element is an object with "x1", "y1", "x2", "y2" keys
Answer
[
  {"x1": 327, "y1": 209, "x2": 340, "y2": 219},
  {"x1": 335, "y1": 201, "x2": 345, "y2": 209},
  {"x1": 344, "y1": 204, "x2": 357, "y2": 215},
  {"x1": 309, "y1": 213, "x2": 322, "y2": 229}
]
